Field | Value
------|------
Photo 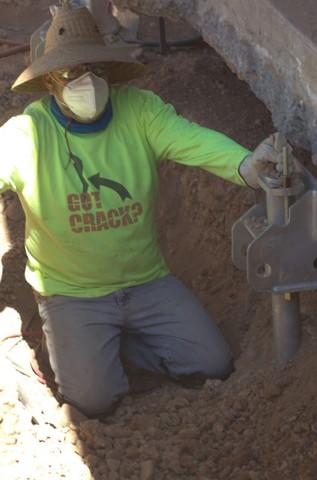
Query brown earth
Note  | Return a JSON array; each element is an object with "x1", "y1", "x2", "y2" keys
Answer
[{"x1": 1, "y1": 2, "x2": 317, "y2": 480}]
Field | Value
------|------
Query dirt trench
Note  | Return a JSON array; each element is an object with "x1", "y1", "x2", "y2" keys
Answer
[{"x1": 1, "y1": 1, "x2": 317, "y2": 480}]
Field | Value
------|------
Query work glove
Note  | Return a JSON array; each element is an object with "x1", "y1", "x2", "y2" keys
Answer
[{"x1": 239, "y1": 132, "x2": 294, "y2": 189}]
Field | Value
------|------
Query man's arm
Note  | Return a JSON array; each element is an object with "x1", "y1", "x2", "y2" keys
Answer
[
  {"x1": 142, "y1": 89, "x2": 250, "y2": 186},
  {"x1": 141, "y1": 90, "x2": 291, "y2": 189},
  {"x1": 0, "y1": 114, "x2": 36, "y2": 193}
]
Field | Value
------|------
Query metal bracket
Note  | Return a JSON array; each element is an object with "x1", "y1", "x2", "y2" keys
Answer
[
  {"x1": 232, "y1": 152, "x2": 317, "y2": 363},
  {"x1": 232, "y1": 166, "x2": 317, "y2": 293},
  {"x1": 248, "y1": 190, "x2": 317, "y2": 293}
]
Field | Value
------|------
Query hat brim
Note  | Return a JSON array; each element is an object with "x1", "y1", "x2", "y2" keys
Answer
[{"x1": 11, "y1": 43, "x2": 145, "y2": 93}]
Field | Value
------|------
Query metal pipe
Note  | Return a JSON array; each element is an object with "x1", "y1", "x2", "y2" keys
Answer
[
  {"x1": 159, "y1": 17, "x2": 168, "y2": 55},
  {"x1": 265, "y1": 171, "x2": 301, "y2": 362},
  {"x1": 0, "y1": 44, "x2": 29, "y2": 59},
  {"x1": 282, "y1": 146, "x2": 290, "y2": 222},
  {"x1": 266, "y1": 194, "x2": 285, "y2": 225},
  {"x1": 0, "y1": 38, "x2": 26, "y2": 46},
  {"x1": 272, "y1": 292, "x2": 301, "y2": 363},
  {"x1": 119, "y1": 35, "x2": 202, "y2": 49}
]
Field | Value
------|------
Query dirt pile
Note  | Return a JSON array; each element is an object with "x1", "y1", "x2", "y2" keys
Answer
[
  {"x1": 1, "y1": 2, "x2": 317, "y2": 480},
  {"x1": 2, "y1": 351, "x2": 317, "y2": 480}
]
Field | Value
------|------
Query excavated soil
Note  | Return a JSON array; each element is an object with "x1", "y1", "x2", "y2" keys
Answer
[{"x1": 1, "y1": 2, "x2": 317, "y2": 480}]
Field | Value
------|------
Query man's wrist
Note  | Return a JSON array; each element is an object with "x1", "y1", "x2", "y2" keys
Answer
[{"x1": 238, "y1": 155, "x2": 258, "y2": 189}]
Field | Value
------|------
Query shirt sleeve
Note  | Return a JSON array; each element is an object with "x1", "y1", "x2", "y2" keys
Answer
[
  {"x1": 142, "y1": 89, "x2": 251, "y2": 186},
  {"x1": 0, "y1": 115, "x2": 37, "y2": 193}
]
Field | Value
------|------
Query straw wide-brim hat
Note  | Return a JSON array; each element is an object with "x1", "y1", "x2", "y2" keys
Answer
[{"x1": 11, "y1": 3, "x2": 145, "y2": 93}]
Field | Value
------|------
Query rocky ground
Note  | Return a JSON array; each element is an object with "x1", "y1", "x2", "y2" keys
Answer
[{"x1": 1, "y1": 1, "x2": 317, "y2": 480}]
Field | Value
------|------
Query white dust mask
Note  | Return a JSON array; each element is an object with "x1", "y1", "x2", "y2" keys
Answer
[{"x1": 62, "y1": 72, "x2": 109, "y2": 122}]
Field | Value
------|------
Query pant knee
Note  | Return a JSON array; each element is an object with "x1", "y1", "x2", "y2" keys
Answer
[
  {"x1": 73, "y1": 397, "x2": 115, "y2": 418},
  {"x1": 182, "y1": 342, "x2": 234, "y2": 381},
  {"x1": 60, "y1": 380, "x2": 129, "y2": 418},
  {"x1": 202, "y1": 348, "x2": 234, "y2": 380}
]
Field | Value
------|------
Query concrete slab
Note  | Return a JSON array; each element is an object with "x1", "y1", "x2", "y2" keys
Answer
[
  {"x1": 113, "y1": 0, "x2": 317, "y2": 154},
  {"x1": 272, "y1": 0, "x2": 317, "y2": 44}
]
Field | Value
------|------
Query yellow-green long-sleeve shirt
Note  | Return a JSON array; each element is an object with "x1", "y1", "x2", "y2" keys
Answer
[{"x1": 0, "y1": 85, "x2": 249, "y2": 296}]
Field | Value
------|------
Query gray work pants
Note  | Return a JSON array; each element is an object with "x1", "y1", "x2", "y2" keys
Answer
[{"x1": 38, "y1": 274, "x2": 233, "y2": 417}]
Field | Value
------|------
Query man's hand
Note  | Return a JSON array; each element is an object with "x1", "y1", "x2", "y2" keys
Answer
[{"x1": 239, "y1": 133, "x2": 294, "y2": 189}]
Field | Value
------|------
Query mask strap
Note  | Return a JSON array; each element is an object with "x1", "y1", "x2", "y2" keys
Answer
[
  {"x1": 49, "y1": 73, "x2": 72, "y2": 112},
  {"x1": 63, "y1": 124, "x2": 90, "y2": 193},
  {"x1": 63, "y1": 120, "x2": 73, "y2": 170},
  {"x1": 48, "y1": 72, "x2": 66, "y2": 88}
]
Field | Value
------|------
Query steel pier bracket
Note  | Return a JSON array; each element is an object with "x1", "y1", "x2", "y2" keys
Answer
[
  {"x1": 231, "y1": 163, "x2": 317, "y2": 363},
  {"x1": 247, "y1": 189, "x2": 317, "y2": 293},
  {"x1": 232, "y1": 168, "x2": 317, "y2": 293},
  {"x1": 232, "y1": 203, "x2": 266, "y2": 272}
]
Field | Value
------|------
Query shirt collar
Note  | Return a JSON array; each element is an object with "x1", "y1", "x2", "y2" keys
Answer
[{"x1": 50, "y1": 96, "x2": 113, "y2": 133}]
